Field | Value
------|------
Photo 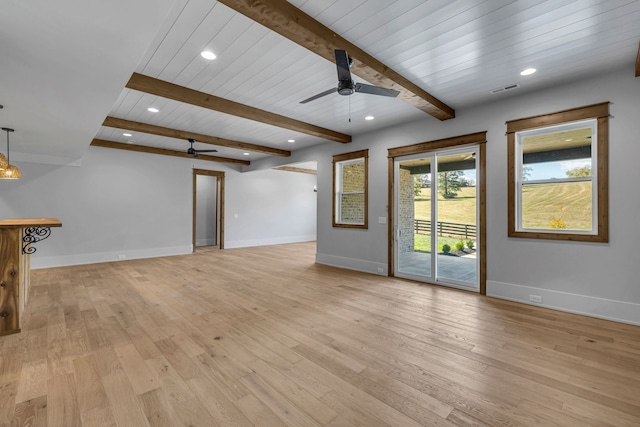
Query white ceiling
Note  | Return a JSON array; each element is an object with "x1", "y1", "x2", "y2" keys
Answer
[
  {"x1": 0, "y1": 0, "x2": 177, "y2": 163},
  {"x1": 3, "y1": 0, "x2": 640, "y2": 166}
]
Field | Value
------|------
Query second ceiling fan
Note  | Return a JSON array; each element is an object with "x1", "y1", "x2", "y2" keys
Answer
[
  {"x1": 186, "y1": 138, "x2": 217, "y2": 157},
  {"x1": 300, "y1": 49, "x2": 400, "y2": 104}
]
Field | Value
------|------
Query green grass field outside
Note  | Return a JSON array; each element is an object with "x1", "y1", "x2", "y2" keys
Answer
[
  {"x1": 414, "y1": 234, "x2": 473, "y2": 253},
  {"x1": 521, "y1": 181, "x2": 591, "y2": 230},
  {"x1": 412, "y1": 181, "x2": 591, "y2": 252},
  {"x1": 414, "y1": 186, "x2": 477, "y2": 224}
]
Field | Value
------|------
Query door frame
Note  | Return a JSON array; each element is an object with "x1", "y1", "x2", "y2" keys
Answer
[
  {"x1": 193, "y1": 169, "x2": 225, "y2": 251},
  {"x1": 387, "y1": 132, "x2": 487, "y2": 294}
]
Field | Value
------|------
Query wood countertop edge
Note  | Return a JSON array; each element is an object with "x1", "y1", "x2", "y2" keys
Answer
[{"x1": 0, "y1": 218, "x2": 62, "y2": 228}]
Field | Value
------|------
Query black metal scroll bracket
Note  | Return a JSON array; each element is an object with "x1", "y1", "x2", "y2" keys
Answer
[{"x1": 22, "y1": 227, "x2": 52, "y2": 254}]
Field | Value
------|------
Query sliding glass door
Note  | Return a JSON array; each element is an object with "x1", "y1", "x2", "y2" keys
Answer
[{"x1": 394, "y1": 146, "x2": 479, "y2": 291}]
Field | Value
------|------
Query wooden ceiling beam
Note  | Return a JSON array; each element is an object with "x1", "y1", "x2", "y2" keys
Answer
[
  {"x1": 103, "y1": 116, "x2": 290, "y2": 157},
  {"x1": 273, "y1": 166, "x2": 317, "y2": 175},
  {"x1": 218, "y1": 0, "x2": 455, "y2": 121},
  {"x1": 90, "y1": 139, "x2": 250, "y2": 166},
  {"x1": 126, "y1": 73, "x2": 351, "y2": 143},
  {"x1": 636, "y1": 40, "x2": 640, "y2": 77}
]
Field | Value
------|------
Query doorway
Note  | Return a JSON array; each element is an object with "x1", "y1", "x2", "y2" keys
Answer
[
  {"x1": 388, "y1": 132, "x2": 486, "y2": 294},
  {"x1": 193, "y1": 169, "x2": 225, "y2": 251}
]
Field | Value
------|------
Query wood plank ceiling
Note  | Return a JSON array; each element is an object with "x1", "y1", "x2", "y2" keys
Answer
[{"x1": 94, "y1": 0, "x2": 640, "y2": 166}]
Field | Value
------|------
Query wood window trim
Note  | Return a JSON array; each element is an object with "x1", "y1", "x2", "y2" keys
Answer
[
  {"x1": 333, "y1": 149, "x2": 369, "y2": 229},
  {"x1": 506, "y1": 102, "x2": 609, "y2": 133},
  {"x1": 387, "y1": 132, "x2": 487, "y2": 158},
  {"x1": 193, "y1": 169, "x2": 225, "y2": 251},
  {"x1": 387, "y1": 132, "x2": 487, "y2": 295},
  {"x1": 635, "y1": 40, "x2": 640, "y2": 78},
  {"x1": 506, "y1": 103, "x2": 609, "y2": 242}
]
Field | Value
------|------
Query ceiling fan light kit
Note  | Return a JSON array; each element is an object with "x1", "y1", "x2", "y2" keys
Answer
[
  {"x1": 0, "y1": 127, "x2": 20, "y2": 179},
  {"x1": 300, "y1": 49, "x2": 400, "y2": 104}
]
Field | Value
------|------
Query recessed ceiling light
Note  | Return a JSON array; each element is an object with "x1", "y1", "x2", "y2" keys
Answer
[
  {"x1": 147, "y1": 107, "x2": 159, "y2": 113},
  {"x1": 365, "y1": 116, "x2": 375, "y2": 121},
  {"x1": 123, "y1": 133, "x2": 132, "y2": 137},
  {"x1": 201, "y1": 50, "x2": 216, "y2": 60},
  {"x1": 243, "y1": 152, "x2": 250, "y2": 156},
  {"x1": 520, "y1": 68, "x2": 536, "y2": 76},
  {"x1": 288, "y1": 139, "x2": 295, "y2": 143}
]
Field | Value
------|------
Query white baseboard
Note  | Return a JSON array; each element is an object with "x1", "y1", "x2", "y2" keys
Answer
[
  {"x1": 487, "y1": 280, "x2": 640, "y2": 326},
  {"x1": 224, "y1": 235, "x2": 316, "y2": 249},
  {"x1": 31, "y1": 245, "x2": 193, "y2": 269},
  {"x1": 315, "y1": 253, "x2": 387, "y2": 276}
]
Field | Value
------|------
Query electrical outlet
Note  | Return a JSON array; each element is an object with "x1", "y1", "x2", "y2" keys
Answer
[
  {"x1": 377, "y1": 267, "x2": 384, "y2": 273},
  {"x1": 118, "y1": 254, "x2": 126, "y2": 260},
  {"x1": 529, "y1": 295, "x2": 542, "y2": 303}
]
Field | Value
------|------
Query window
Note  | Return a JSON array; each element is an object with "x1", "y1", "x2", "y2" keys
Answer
[
  {"x1": 333, "y1": 149, "x2": 368, "y2": 228},
  {"x1": 507, "y1": 103, "x2": 609, "y2": 242}
]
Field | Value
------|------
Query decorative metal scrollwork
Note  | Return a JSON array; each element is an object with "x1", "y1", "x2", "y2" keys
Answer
[{"x1": 22, "y1": 227, "x2": 52, "y2": 254}]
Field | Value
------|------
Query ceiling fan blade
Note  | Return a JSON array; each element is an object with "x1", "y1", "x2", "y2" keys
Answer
[
  {"x1": 354, "y1": 82, "x2": 400, "y2": 98},
  {"x1": 335, "y1": 49, "x2": 352, "y2": 82},
  {"x1": 195, "y1": 149, "x2": 218, "y2": 153},
  {"x1": 299, "y1": 88, "x2": 337, "y2": 104}
]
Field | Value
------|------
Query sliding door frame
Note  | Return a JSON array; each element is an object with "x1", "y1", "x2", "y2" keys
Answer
[{"x1": 387, "y1": 132, "x2": 487, "y2": 294}]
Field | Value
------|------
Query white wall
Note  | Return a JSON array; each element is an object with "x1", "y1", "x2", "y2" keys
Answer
[
  {"x1": 2, "y1": 67, "x2": 638, "y2": 325},
  {"x1": 195, "y1": 174, "x2": 217, "y2": 246},
  {"x1": 224, "y1": 169, "x2": 317, "y2": 248},
  {"x1": 0, "y1": 145, "x2": 317, "y2": 267},
  {"x1": 305, "y1": 68, "x2": 640, "y2": 325}
]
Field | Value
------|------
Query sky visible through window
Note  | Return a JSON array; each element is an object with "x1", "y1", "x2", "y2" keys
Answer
[
  {"x1": 525, "y1": 158, "x2": 591, "y2": 181},
  {"x1": 454, "y1": 158, "x2": 591, "y2": 185}
]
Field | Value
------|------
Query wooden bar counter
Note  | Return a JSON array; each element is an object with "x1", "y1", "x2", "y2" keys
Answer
[{"x1": 0, "y1": 218, "x2": 61, "y2": 335}]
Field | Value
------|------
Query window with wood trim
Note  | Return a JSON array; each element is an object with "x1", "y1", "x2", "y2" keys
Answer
[
  {"x1": 507, "y1": 103, "x2": 609, "y2": 242},
  {"x1": 333, "y1": 149, "x2": 368, "y2": 228}
]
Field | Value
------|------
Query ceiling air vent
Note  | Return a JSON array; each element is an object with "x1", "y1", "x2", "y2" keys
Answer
[{"x1": 489, "y1": 84, "x2": 520, "y2": 94}]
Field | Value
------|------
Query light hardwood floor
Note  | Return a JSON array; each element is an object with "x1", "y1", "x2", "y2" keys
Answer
[{"x1": 1, "y1": 242, "x2": 640, "y2": 426}]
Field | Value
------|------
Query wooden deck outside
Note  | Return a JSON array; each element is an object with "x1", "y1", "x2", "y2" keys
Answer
[{"x1": 1, "y1": 241, "x2": 639, "y2": 426}]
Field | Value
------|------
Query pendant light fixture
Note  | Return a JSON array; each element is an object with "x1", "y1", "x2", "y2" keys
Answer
[
  {"x1": 0, "y1": 127, "x2": 21, "y2": 179},
  {"x1": 0, "y1": 150, "x2": 7, "y2": 170}
]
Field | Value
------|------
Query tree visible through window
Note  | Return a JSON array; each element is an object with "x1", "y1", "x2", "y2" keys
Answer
[{"x1": 518, "y1": 120, "x2": 595, "y2": 231}]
